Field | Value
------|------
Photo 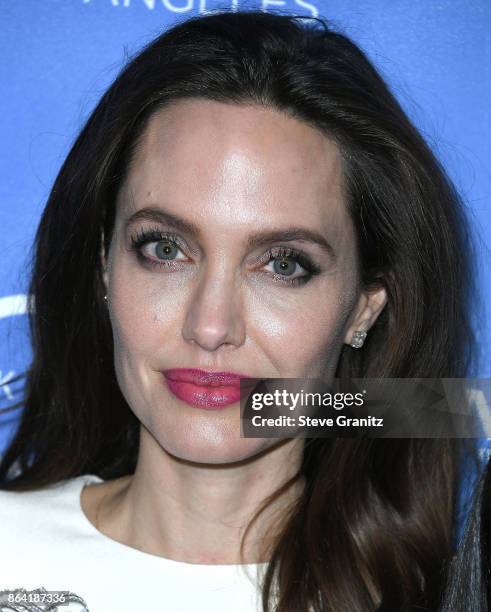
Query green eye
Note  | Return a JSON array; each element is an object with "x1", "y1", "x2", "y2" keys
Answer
[
  {"x1": 155, "y1": 240, "x2": 179, "y2": 260},
  {"x1": 273, "y1": 257, "x2": 297, "y2": 276},
  {"x1": 263, "y1": 246, "x2": 321, "y2": 286}
]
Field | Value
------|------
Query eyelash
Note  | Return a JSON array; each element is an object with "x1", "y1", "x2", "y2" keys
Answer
[{"x1": 128, "y1": 227, "x2": 322, "y2": 286}]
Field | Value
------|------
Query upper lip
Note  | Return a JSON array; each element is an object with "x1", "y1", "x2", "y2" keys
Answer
[{"x1": 162, "y1": 368, "x2": 254, "y2": 387}]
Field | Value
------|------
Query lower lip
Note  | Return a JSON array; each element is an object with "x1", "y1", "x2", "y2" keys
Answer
[{"x1": 163, "y1": 376, "x2": 244, "y2": 409}]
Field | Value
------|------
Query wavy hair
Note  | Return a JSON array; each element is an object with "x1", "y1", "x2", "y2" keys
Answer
[
  {"x1": 439, "y1": 455, "x2": 490, "y2": 611},
  {"x1": 0, "y1": 10, "x2": 480, "y2": 611}
]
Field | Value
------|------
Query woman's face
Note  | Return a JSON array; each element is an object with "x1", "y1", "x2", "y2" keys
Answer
[{"x1": 103, "y1": 99, "x2": 386, "y2": 464}]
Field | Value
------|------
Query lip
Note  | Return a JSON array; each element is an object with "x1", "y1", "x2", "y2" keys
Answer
[{"x1": 162, "y1": 368, "x2": 256, "y2": 410}]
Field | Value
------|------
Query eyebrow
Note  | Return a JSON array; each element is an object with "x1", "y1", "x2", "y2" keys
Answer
[{"x1": 125, "y1": 206, "x2": 336, "y2": 260}]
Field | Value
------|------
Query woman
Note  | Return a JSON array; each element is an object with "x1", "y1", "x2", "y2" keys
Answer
[{"x1": 0, "y1": 9, "x2": 479, "y2": 612}]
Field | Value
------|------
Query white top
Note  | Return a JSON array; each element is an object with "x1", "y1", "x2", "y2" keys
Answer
[{"x1": 0, "y1": 474, "x2": 269, "y2": 612}]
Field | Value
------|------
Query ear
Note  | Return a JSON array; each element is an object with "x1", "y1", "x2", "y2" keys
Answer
[
  {"x1": 100, "y1": 230, "x2": 109, "y2": 295},
  {"x1": 343, "y1": 283, "x2": 388, "y2": 347}
]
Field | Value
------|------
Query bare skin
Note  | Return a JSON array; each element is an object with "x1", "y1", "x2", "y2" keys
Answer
[{"x1": 81, "y1": 99, "x2": 387, "y2": 565}]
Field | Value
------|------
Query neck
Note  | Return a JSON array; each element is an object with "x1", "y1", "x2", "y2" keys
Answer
[{"x1": 94, "y1": 427, "x2": 305, "y2": 565}]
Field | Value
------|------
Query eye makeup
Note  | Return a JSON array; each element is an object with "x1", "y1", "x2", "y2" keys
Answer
[{"x1": 128, "y1": 226, "x2": 323, "y2": 286}]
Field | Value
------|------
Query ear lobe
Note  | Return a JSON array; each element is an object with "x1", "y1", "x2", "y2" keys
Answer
[
  {"x1": 343, "y1": 285, "x2": 388, "y2": 346},
  {"x1": 102, "y1": 266, "x2": 109, "y2": 296},
  {"x1": 100, "y1": 231, "x2": 109, "y2": 294}
]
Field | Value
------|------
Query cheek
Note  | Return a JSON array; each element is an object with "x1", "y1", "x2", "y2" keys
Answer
[
  {"x1": 246, "y1": 281, "x2": 355, "y2": 377},
  {"x1": 106, "y1": 268, "x2": 182, "y2": 416},
  {"x1": 109, "y1": 265, "x2": 189, "y2": 363}
]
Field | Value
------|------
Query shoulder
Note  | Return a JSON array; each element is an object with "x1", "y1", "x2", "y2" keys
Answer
[
  {"x1": 0, "y1": 474, "x2": 102, "y2": 546},
  {"x1": 0, "y1": 474, "x2": 88, "y2": 506}
]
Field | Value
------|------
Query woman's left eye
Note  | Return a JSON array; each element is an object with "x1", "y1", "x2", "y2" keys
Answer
[
  {"x1": 259, "y1": 247, "x2": 320, "y2": 286},
  {"x1": 264, "y1": 256, "x2": 308, "y2": 282}
]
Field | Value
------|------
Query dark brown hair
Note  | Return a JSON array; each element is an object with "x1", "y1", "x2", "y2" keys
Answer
[
  {"x1": 0, "y1": 10, "x2": 480, "y2": 611},
  {"x1": 439, "y1": 455, "x2": 490, "y2": 612}
]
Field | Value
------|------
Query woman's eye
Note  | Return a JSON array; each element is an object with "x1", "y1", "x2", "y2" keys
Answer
[
  {"x1": 264, "y1": 256, "x2": 307, "y2": 279},
  {"x1": 130, "y1": 232, "x2": 320, "y2": 286},
  {"x1": 141, "y1": 240, "x2": 187, "y2": 262}
]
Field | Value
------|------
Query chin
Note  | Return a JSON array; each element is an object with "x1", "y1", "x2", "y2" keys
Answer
[{"x1": 161, "y1": 434, "x2": 275, "y2": 466}]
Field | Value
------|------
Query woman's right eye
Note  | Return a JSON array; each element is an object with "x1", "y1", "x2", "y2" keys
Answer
[
  {"x1": 129, "y1": 229, "x2": 190, "y2": 269},
  {"x1": 141, "y1": 240, "x2": 187, "y2": 263}
]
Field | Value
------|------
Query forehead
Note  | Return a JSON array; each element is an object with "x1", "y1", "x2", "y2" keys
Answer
[{"x1": 118, "y1": 99, "x2": 351, "y2": 238}]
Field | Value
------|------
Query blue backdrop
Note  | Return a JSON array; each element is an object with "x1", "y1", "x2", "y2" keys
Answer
[{"x1": 1, "y1": 1, "x2": 490, "y2": 453}]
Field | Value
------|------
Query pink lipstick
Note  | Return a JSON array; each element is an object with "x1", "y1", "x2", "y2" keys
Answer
[{"x1": 162, "y1": 368, "x2": 255, "y2": 409}]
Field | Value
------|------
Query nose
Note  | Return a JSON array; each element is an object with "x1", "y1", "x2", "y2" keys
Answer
[{"x1": 181, "y1": 264, "x2": 246, "y2": 352}]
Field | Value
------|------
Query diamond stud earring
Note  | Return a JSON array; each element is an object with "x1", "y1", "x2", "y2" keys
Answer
[
  {"x1": 350, "y1": 330, "x2": 367, "y2": 348},
  {"x1": 103, "y1": 294, "x2": 108, "y2": 301}
]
